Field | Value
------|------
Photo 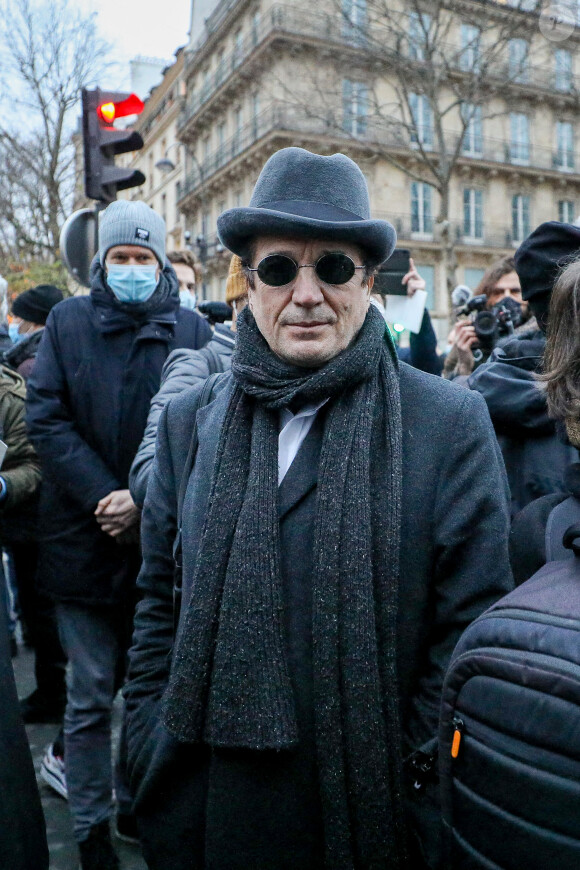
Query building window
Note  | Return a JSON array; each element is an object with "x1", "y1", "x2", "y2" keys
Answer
[
  {"x1": 234, "y1": 190, "x2": 243, "y2": 208},
  {"x1": 216, "y1": 49, "x2": 226, "y2": 86},
  {"x1": 251, "y1": 92, "x2": 260, "y2": 138},
  {"x1": 555, "y1": 49, "x2": 573, "y2": 91},
  {"x1": 251, "y1": 11, "x2": 261, "y2": 46},
  {"x1": 202, "y1": 67, "x2": 211, "y2": 97},
  {"x1": 201, "y1": 210, "x2": 210, "y2": 239},
  {"x1": 510, "y1": 113, "x2": 530, "y2": 164},
  {"x1": 409, "y1": 93, "x2": 433, "y2": 148},
  {"x1": 556, "y1": 121, "x2": 575, "y2": 170},
  {"x1": 408, "y1": 11, "x2": 431, "y2": 61},
  {"x1": 161, "y1": 193, "x2": 167, "y2": 226},
  {"x1": 202, "y1": 135, "x2": 211, "y2": 165},
  {"x1": 216, "y1": 121, "x2": 227, "y2": 167},
  {"x1": 512, "y1": 194, "x2": 530, "y2": 243},
  {"x1": 463, "y1": 188, "x2": 483, "y2": 240},
  {"x1": 233, "y1": 29, "x2": 243, "y2": 68},
  {"x1": 342, "y1": 80, "x2": 368, "y2": 136},
  {"x1": 461, "y1": 103, "x2": 483, "y2": 156},
  {"x1": 411, "y1": 182, "x2": 433, "y2": 234},
  {"x1": 233, "y1": 106, "x2": 243, "y2": 156},
  {"x1": 464, "y1": 267, "x2": 485, "y2": 290},
  {"x1": 412, "y1": 263, "x2": 434, "y2": 309},
  {"x1": 558, "y1": 200, "x2": 575, "y2": 222},
  {"x1": 460, "y1": 24, "x2": 481, "y2": 72},
  {"x1": 342, "y1": 0, "x2": 367, "y2": 43},
  {"x1": 509, "y1": 39, "x2": 528, "y2": 83}
]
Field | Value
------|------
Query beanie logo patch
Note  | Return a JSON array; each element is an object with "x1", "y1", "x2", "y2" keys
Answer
[{"x1": 135, "y1": 227, "x2": 150, "y2": 241}]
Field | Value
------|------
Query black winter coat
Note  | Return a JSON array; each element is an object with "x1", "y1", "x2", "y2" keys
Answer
[
  {"x1": 468, "y1": 330, "x2": 576, "y2": 517},
  {"x1": 125, "y1": 363, "x2": 513, "y2": 870},
  {"x1": 26, "y1": 260, "x2": 211, "y2": 605}
]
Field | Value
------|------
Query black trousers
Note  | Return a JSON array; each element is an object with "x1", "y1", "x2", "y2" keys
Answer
[{"x1": 10, "y1": 541, "x2": 67, "y2": 698}]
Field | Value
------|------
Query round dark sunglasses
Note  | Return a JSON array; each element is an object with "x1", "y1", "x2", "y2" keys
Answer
[{"x1": 247, "y1": 253, "x2": 366, "y2": 287}]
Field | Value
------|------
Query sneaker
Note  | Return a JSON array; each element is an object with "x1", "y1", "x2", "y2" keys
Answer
[
  {"x1": 78, "y1": 820, "x2": 119, "y2": 870},
  {"x1": 20, "y1": 689, "x2": 65, "y2": 724},
  {"x1": 40, "y1": 742, "x2": 67, "y2": 800},
  {"x1": 114, "y1": 812, "x2": 140, "y2": 845}
]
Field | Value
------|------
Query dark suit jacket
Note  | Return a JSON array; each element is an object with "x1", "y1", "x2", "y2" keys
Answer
[{"x1": 125, "y1": 362, "x2": 513, "y2": 869}]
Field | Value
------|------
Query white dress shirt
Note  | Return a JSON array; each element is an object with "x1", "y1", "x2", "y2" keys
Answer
[{"x1": 278, "y1": 400, "x2": 328, "y2": 485}]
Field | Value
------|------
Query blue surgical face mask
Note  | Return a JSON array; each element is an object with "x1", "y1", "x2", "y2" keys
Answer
[
  {"x1": 179, "y1": 289, "x2": 197, "y2": 310},
  {"x1": 106, "y1": 264, "x2": 159, "y2": 303},
  {"x1": 8, "y1": 321, "x2": 26, "y2": 344}
]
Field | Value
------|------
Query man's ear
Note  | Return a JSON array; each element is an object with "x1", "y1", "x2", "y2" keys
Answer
[{"x1": 367, "y1": 274, "x2": 374, "y2": 294}]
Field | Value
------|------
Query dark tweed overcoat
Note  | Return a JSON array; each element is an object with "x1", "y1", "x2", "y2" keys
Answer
[{"x1": 125, "y1": 360, "x2": 513, "y2": 870}]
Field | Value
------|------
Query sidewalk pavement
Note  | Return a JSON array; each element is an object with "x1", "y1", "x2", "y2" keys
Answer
[{"x1": 13, "y1": 642, "x2": 147, "y2": 870}]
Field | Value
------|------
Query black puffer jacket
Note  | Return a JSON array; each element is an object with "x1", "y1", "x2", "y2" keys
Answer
[
  {"x1": 468, "y1": 329, "x2": 576, "y2": 517},
  {"x1": 26, "y1": 258, "x2": 212, "y2": 605},
  {"x1": 129, "y1": 323, "x2": 235, "y2": 507}
]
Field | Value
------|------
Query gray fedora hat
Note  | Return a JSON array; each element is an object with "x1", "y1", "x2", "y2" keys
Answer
[{"x1": 217, "y1": 147, "x2": 396, "y2": 267}]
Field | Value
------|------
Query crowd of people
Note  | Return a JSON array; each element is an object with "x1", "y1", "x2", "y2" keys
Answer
[{"x1": 1, "y1": 145, "x2": 579, "y2": 869}]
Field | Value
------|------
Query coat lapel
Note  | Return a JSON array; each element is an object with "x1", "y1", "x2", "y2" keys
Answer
[{"x1": 278, "y1": 412, "x2": 324, "y2": 521}]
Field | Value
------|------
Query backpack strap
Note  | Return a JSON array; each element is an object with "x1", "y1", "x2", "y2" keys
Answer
[
  {"x1": 173, "y1": 371, "x2": 222, "y2": 635},
  {"x1": 545, "y1": 496, "x2": 580, "y2": 562}
]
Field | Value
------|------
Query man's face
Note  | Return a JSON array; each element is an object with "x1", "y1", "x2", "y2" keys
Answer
[
  {"x1": 12, "y1": 317, "x2": 38, "y2": 335},
  {"x1": 486, "y1": 271, "x2": 522, "y2": 308},
  {"x1": 105, "y1": 245, "x2": 160, "y2": 279},
  {"x1": 173, "y1": 262, "x2": 197, "y2": 299},
  {"x1": 247, "y1": 237, "x2": 372, "y2": 367}
]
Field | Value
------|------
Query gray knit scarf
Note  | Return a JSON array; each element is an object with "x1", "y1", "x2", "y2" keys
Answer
[{"x1": 162, "y1": 304, "x2": 408, "y2": 868}]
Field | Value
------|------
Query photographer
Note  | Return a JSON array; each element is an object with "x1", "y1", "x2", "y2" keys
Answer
[
  {"x1": 468, "y1": 223, "x2": 578, "y2": 518},
  {"x1": 444, "y1": 257, "x2": 524, "y2": 380}
]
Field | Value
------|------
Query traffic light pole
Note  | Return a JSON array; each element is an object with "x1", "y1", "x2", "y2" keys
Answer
[{"x1": 81, "y1": 88, "x2": 145, "y2": 203}]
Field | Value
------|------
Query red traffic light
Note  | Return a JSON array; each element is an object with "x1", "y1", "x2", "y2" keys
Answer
[{"x1": 97, "y1": 93, "x2": 144, "y2": 125}]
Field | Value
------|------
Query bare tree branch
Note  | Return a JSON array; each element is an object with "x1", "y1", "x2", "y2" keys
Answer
[
  {"x1": 273, "y1": 0, "x2": 554, "y2": 299},
  {"x1": 0, "y1": 0, "x2": 111, "y2": 264}
]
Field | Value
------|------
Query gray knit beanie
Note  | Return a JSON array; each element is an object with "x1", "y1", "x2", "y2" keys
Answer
[{"x1": 99, "y1": 200, "x2": 166, "y2": 266}]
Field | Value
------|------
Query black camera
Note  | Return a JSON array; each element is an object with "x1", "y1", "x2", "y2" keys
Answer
[
  {"x1": 197, "y1": 300, "x2": 233, "y2": 326},
  {"x1": 458, "y1": 294, "x2": 522, "y2": 354}
]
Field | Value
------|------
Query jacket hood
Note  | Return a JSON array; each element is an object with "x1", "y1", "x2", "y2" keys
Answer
[
  {"x1": 493, "y1": 332, "x2": 545, "y2": 371},
  {"x1": 3, "y1": 328, "x2": 43, "y2": 369},
  {"x1": 0, "y1": 363, "x2": 26, "y2": 399},
  {"x1": 89, "y1": 256, "x2": 180, "y2": 323},
  {"x1": 468, "y1": 332, "x2": 553, "y2": 436}
]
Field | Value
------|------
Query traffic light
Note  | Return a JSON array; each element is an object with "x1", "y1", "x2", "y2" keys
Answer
[{"x1": 81, "y1": 88, "x2": 146, "y2": 203}]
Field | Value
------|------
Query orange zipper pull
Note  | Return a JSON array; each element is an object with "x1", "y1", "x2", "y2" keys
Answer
[{"x1": 451, "y1": 717, "x2": 464, "y2": 759}]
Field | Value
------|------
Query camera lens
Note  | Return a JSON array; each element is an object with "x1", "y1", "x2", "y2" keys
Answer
[{"x1": 475, "y1": 311, "x2": 496, "y2": 339}]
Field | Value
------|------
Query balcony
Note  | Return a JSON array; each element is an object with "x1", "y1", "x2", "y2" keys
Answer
[
  {"x1": 384, "y1": 213, "x2": 521, "y2": 250},
  {"x1": 178, "y1": 103, "x2": 580, "y2": 209},
  {"x1": 179, "y1": 3, "x2": 580, "y2": 136}
]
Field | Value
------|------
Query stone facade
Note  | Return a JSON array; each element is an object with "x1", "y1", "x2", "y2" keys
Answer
[{"x1": 126, "y1": 1, "x2": 580, "y2": 336}]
